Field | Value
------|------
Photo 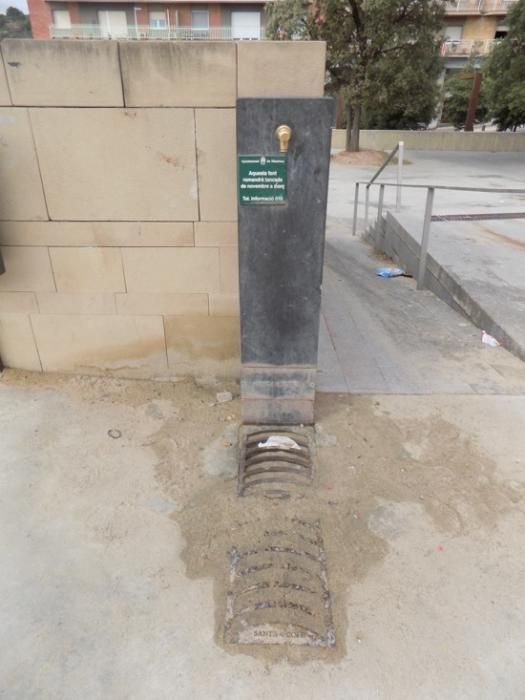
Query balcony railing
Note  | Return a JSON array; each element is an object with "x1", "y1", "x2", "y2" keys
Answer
[
  {"x1": 441, "y1": 38, "x2": 497, "y2": 56},
  {"x1": 445, "y1": 0, "x2": 516, "y2": 14},
  {"x1": 50, "y1": 24, "x2": 264, "y2": 40}
]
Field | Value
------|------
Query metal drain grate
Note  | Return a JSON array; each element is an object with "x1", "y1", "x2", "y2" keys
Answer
[
  {"x1": 238, "y1": 427, "x2": 314, "y2": 498},
  {"x1": 224, "y1": 518, "x2": 335, "y2": 647}
]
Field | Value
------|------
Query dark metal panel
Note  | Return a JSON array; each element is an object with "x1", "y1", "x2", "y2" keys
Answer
[{"x1": 237, "y1": 97, "x2": 334, "y2": 368}]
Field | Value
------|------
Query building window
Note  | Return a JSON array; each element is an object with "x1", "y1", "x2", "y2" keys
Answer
[
  {"x1": 150, "y1": 10, "x2": 167, "y2": 28},
  {"x1": 53, "y1": 9, "x2": 71, "y2": 28},
  {"x1": 98, "y1": 10, "x2": 128, "y2": 38},
  {"x1": 191, "y1": 9, "x2": 209, "y2": 29},
  {"x1": 231, "y1": 11, "x2": 260, "y2": 40},
  {"x1": 494, "y1": 24, "x2": 508, "y2": 39},
  {"x1": 444, "y1": 25, "x2": 462, "y2": 42}
]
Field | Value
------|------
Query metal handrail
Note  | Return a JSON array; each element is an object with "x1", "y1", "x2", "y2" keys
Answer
[
  {"x1": 368, "y1": 143, "x2": 400, "y2": 187},
  {"x1": 351, "y1": 180, "x2": 525, "y2": 290},
  {"x1": 440, "y1": 39, "x2": 496, "y2": 57},
  {"x1": 356, "y1": 182, "x2": 525, "y2": 193},
  {"x1": 352, "y1": 141, "x2": 404, "y2": 237},
  {"x1": 50, "y1": 24, "x2": 266, "y2": 40}
]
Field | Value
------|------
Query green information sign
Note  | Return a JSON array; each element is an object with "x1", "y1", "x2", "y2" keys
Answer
[{"x1": 238, "y1": 155, "x2": 287, "y2": 205}]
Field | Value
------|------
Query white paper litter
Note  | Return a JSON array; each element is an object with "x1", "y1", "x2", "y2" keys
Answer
[
  {"x1": 481, "y1": 331, "x2": 500, "y2": 347},
  {"x1": 257, "y1": 435, "x2": 301, "y2": 450}
]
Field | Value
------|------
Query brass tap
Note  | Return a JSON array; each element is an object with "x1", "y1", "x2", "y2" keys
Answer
[{"x1": 275, "y1": 124, "x2": 292, "y2": 153}]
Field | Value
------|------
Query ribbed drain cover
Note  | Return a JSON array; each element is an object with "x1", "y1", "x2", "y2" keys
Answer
[
  {"x1": 224, "y1": 517, "x2": 335, "y2": 647},
  {"x1": 238, "y1": 427, "x2": 314, "y2": 498}
]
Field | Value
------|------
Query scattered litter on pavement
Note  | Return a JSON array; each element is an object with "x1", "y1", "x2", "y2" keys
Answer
[
  {"x1": 257, "y1": 435, "x2": 301, "y2": 450},
  {"x1": 375, "y1": 267, "x2": 407, "y2": 278},
  {"x1": 215, "y1": 391, "x2": 233, "y2": 404},
  {"x1": 107, "y1": 429, "x2": 122, "y2": 439},
  {"x1": 481, "y1": 331, "x2": 500, "y2": 347}
]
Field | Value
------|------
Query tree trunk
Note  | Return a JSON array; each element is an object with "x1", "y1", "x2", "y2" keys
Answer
[
  {"x1": 346, "y1": 102, "x2": 361, "y2": 152},
  {"x1": 335, "y1": 90, "x2": 344, "y2": 129}
]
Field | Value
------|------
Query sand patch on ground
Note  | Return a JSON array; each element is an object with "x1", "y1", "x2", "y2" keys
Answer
[
  {"x1": 2, "y1": 370, "x2": 519, "y2": 668},
  {"x1": 332, "y1": 150, "x2": 392, "y2": 166}
]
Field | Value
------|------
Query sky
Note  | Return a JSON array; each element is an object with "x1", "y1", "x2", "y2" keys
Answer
[{"x1": 0, "y1": 0, "x2": 28, "y2": 12}]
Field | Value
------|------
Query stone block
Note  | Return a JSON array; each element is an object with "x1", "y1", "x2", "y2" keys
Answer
[
  {"x1": 30, "y1": 108, "x2": 198, "y2": 221},
  {"x1": 195, "y1": 109, "x2": 237, "y2": 221},
  {"x1": 31, "y1": 314, "x2": 167, "y2": 375},
  {"x1": 164, "y1": 315, "x2": 240, "y2": 376},
  {"x1": 0, "y1": 49, "x2": 11, "y2": 105},
  {"x1": 116, "y1": 292, "x2": 208, "y2": 315},
  {"x1": 241, "y1": 398, "x2": 314, "y2": 426},
  {"x1": 438, "y1": 133, "x2": 457, "y2": 151},
  {"x1": 0, "y1": 108, "x2": 47, "y2": 220},
  {"x1": 0, "y1": 221, "x2": 194, "y2": 247},
  {"x1": 37, "y1": 292, "x2": 117, "y2": 315},
  {"x1": 237, "y1": 42, "x2": 326, "y2": 98},
  {"x1": 0, "y1": 246, "x2": 55, "y2": 292},
  {"x1": 0, "y1": 313, "x2": 41, "y2": 371},
  {"x1": 119, "y1": 41, "x2": 236, "y2": 107},
  {"x1": 0, "y1": 292, "x2": 37, "y2": 313},
  {"x1": 209, "y1": 293, "x2": 239, "y2": 317},
  {"x1": 49, "y1": 247, "x2": 125, "y2": 292},
  {"x1": 2, "y1": 40, "x2": 123, "y2": 107},
  {"x1": 195, "y1": 222, "x2": 237, "y2": 246},
  {"x1": 240, "y1": 366, "x2": 316, "y2": 424},
  {"x1": 122, "y1": 248, "x2": 220, "y2": 293},
  {"x1": 219, "y1": 246, "x2": 239, "y2": 293}
]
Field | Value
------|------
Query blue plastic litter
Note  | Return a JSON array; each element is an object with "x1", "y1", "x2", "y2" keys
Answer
[{"x1": 375, "y1": 267, "x2": 406, "y2": 278}]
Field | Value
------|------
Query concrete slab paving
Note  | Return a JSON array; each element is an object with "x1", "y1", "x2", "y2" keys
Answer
[
  {"x1": 317, "y1": 225, "x2": 525, "y2": 394},
  {"x1": 318, "y1": 151, "x2": 525, "y2": 393},
  {"x1": 1, "y1": 371, "x2": 525, "y2": 699},
  {"x1": 382, "y1": 211, "x2": 525, "y2": 362}
]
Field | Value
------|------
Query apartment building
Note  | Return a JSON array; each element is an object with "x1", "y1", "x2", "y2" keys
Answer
[
  {"x1": 28, "y1": 0, "x2": 517, "y2": 56},
  {"x1": 28, "y1": 0, "x2": 267, "y2": 40},
  {"x1": 442, "y1": 0, "x2": 517, "y2": 70}
]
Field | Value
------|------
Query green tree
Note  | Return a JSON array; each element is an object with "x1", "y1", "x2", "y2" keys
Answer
[
  {"x1": 486, "y1": 0, "x2": 525, "y2": 131},
  {"x1": 0, "y1": 7, "x2": 31, "y2": 39},
  {"x1": 5, "y1": 6, "x2": 25, "y2": 19},
  {"x1": 441, "y1": 64, "x2": 490, "y2": 129},
  {"x1": 266, "y1": 0, "x2": 445, "y2": 151},
  {"x1": 361, "y1": 44, "x2": 442, "y2": 130}
]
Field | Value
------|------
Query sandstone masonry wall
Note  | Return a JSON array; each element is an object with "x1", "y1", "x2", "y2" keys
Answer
[{"x1": 0, "y1": 39, "x2": 326, "y2": 378}]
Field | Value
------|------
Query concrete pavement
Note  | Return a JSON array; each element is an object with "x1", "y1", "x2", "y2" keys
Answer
[
  {"x1": 321, "y1": 150, "x2": 525, "y2": 386},
  {"x1": 329, "y1": 150, "x2": 525, "y2": 227},
  {"x1": 1, "y1": 371, "x2": 525, "y2": 699},
  {"x1": 369, "y1": 211, "x2": 525, "y2": 361},
  {"x1": 317, "y1": 225, "x2": 525, "y2": 394}
]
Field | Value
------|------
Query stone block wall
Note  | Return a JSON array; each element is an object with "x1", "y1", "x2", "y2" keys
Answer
[{"x1": 0, "y1": 39, "x2": 326, "y2": 377}]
